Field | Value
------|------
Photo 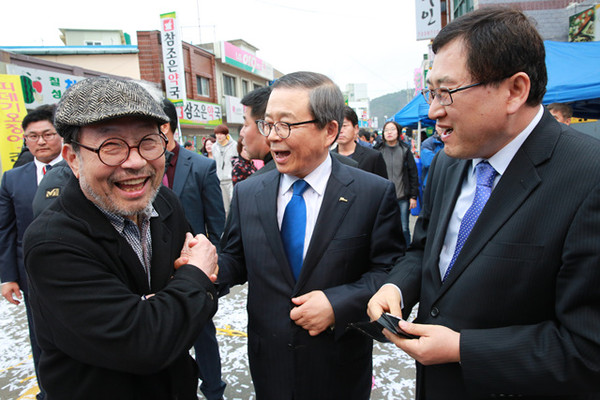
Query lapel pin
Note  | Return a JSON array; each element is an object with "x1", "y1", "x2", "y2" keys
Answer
[{"x1": 339, "y1": 197, "x2": 348, "y2": 202}]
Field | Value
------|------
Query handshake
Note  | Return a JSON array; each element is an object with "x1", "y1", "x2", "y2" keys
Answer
[{"x1": 175, "y1": 232, "x2": 219, "y2": 282}]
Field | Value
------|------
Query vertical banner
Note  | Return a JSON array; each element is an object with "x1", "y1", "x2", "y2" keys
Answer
[
  {"x1": 416, "y1": 0, "x2": 442, "y2": 41},
  {"x1": 160, "y1": 12, "x2": 187, "y2": 106},
  {"x1": 0, "y1": 75, "x2": 27, "y2": 174}
]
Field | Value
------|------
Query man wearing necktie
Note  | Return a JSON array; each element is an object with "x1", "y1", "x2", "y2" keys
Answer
[
  {"x1": 0, "y1": 104, "x2": 62, "y2": 400},
  {"x1": 218, "y1": 71, "x2": 405, "y2": 400},
  {"x1": 368, "y1": 7, "x2": 600, "y2": 399}
]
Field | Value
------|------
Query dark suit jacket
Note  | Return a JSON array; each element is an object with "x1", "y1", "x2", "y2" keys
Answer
[
  {"x1": 24, "y1": 177, "x2": 218, "y2": 400},
  {"x1": 389, "y1": 111, "x2": 600, "y2": 399},
  {"x1": 172, "y1": 146, "x2": 225, "y2": 248},
  {"x1": 0, "y1": 161, "x2": 37, "y2": 294},
  {"x1": 333, "y1": 142, "x2": 388, "y2": 179},
  {"x1": 219, "y1": 156, "x2": 405, "y2": 400}
]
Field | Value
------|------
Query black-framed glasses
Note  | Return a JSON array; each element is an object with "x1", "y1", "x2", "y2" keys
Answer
[
  {"x1": 72, "y1": 133, "x2": 168, "y2": 166},
  {"x1": 256, "y1": 119, "x2": 318, "y2": 139},
  {"x1": 25, "y1": 132, "x2": 58, "y2": 142},
  {"x1": 421, "y1": 82, "x2": 483, "y2": 106}
]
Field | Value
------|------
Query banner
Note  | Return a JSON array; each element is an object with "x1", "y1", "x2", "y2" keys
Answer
[
  {"x1": 6, "y1": 65, "x2": 80, "y2": 108},
  {"x1": 0, "y1": 75, "x2": 27, "y2": 173},
  {"x1": 160, "y1": 12, "x2": 187, "y2": 105},
  {"x1": 569, "y1": 5, "x2": 599, "y2": 42},
  {"x1": 225, "y1": 95, "x2": 244, "y2": 124},
  {"x1": 179, "y1": 99, "x2": 222, "y2": 127},
  {"x1": 221, "y1": 41, "x2": 274, "y2": 80},
  {"x1": 416, "y1": 0, "x2": 442, "y2": 41}
]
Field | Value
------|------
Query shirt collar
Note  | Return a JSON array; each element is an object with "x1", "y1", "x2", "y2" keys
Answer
[
  {"x1": 34, "y1": 154, "x2": 63, "y2": 170},
  {"x1": 472, "y1": 105, "x2": 544, "y2": 175},
  {"x1": 96, "y1": 203, "x2": 159, "y2": 233},
  {"x1": 279, "y1": 153, "x2": 332, "y2": 197}
]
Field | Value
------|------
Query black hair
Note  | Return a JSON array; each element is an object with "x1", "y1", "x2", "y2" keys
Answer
[
  {"x1": 432, "y1": 6, "x2": 547, "y2": 106},
  {"x1": 23, "y1": 104, "x2": 55, "y2": 131}
]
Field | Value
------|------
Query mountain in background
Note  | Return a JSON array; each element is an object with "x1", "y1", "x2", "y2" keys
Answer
[{"x1": 370, "y1": 89, "x2": 416, "y2": 129}]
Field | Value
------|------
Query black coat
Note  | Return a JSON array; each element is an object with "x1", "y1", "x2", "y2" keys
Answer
[{"x1": 24, "y1": 177, "x2": 217, "y2": 400}]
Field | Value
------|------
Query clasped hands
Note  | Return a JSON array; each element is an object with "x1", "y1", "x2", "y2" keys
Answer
[
  {"x1": 367, "y1": 285, "x2": 461, "y2": 366},
  {"x1": 174, "y1": 233, "x2": 218, "y2": 282}
]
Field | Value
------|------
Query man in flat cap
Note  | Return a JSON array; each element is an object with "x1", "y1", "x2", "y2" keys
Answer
[{"x1": 23, "y1": 77, "x2": 219, "y2": 400}]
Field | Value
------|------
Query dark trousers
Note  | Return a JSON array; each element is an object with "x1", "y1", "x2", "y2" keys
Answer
[
  {"x1": 193, "y1": 319, "x2": 226, "y2": 400},
  {"x1": 24, "y1": 294, "x2": 45, "y2": 399}
]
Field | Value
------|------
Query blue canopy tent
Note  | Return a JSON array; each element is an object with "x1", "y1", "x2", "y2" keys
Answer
[
  {"x1": 542, "y1": 40, "x2": 600, "y2": 119},
  {"x1": 390, "y1": 94, "x2": 434, "y2": 128},
  {"x1": 390, "y1": 40, "x2": 600, "y2": 125}
]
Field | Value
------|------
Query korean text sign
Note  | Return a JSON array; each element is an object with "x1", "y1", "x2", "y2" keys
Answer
[
  {"x1": 0, "y1": 75, "x2": 27, "y2": 173},
  {"x1": 160, "y1": 11, "x2": 187, "y2": 105}
]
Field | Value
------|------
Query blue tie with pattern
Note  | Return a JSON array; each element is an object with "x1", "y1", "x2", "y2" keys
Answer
[
  {"x1": 443, "y1": 161, "x2": 497, "y2": 282},
  {"x1": 281, "y1": 179, "x2": 310, "y2": 281}
]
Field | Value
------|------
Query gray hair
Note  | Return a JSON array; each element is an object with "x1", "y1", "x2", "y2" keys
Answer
[{"x1": 271, "y1": 71, "x2": 344, "y2": 133}]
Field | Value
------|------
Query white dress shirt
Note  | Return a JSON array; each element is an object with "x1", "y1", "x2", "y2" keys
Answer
[
  {"x1": 34, "y1": 155, "x2": 63, "y2": 185},
  {"x1": 438, "y1": 105, "x2": 544, "y2": 279},
  {"x1": 277, "y1": 154, "x2": 332, "y2": 260}
]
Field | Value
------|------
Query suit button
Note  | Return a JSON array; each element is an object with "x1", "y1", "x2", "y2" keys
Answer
[{"x1": 430, "y1": 307, "x2": 440, "y2": 317}]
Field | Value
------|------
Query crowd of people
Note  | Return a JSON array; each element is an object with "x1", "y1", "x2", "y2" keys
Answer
[{"x1": 1, "y1": 6, "x2": 600, "y2": 400}]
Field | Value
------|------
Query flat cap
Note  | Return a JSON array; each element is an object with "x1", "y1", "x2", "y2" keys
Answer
[{"x1": 54, "y1": 77, "x2": 169, "y2": 135}]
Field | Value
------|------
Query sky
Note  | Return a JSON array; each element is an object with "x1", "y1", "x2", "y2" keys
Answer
[{"x1": 4, "y1": 0, "x2": 430, "y2": 99}]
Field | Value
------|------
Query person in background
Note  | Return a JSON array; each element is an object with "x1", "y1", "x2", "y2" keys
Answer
[
  {"x1": 1, "y1": 104, "x2": 63, "y2": 400},
  {"x1": 240, "y1": 87, "x2": 272, "y2": 166},
  {"x1": 333, "y1": 106, "x2": 388, "y2": 178},
  {"x1": 357, "y1": 129, "x2": 373, "y2": 148},
  {"x1": 368, "y1": 7, "x2": 600, "y2": 399},
  {"x1": 184, "y1": 141, "x2": 194, "y2": 151},
  {"x1": 419, "y1": 130, "x2": 444, "y2": 188},
  {"x1": 547, "y1": 102, "x2": 573, "y2": 125},
  {"x1": 375, "y1": 120, "x2": 419, "y2": 246},
  {"x1": 161, "y1": 99, "x2": 226, "y2": 400},
  {"x1": 212, "y1": 124, "x2": 237, "y2": 214},
  {"x1": 12, "y1": 138, "x2": 34, "y2": 168},
  {"x1": 202, "y1": 136, "x2": 216, "y2": 159},
  {"x1": 231, "y1": 140, "x2": 256, "y2": 185},
  {"x1": 24, "y1": 77, "x2": 219, "y2": 399},
  {"x1": 218, "y1": 71, "x2": 404, "y2": 400}
]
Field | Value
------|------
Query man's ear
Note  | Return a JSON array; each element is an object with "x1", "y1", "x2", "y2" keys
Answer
[
  {"x1": 62, "y1": 144, "x2": 80, "y2": 179},
  {"x1": 506, "y1": 72, "x2": 531, "y2": 115},
  {"x1": 325, "y1": 120, "x2": 339, "y2": 147}
]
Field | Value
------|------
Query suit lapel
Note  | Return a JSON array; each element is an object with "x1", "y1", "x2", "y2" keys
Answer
[
  {"x1": 255, "y1": 172, "x2": 296, "y2": 286},
  {"x1": 438, "y1": 111, "x2": 557, "y2": 294},
  {"x1": 296, "y1": 159, "x2": 354, "y2": 291},
  {"x1": 172, "y1": 148, "x2": 192, "y2": 196}
]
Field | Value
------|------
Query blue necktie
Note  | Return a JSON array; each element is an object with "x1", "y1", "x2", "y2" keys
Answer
[
  {"x1": 281, "y1": 179, "x2": 309, "y2": 281},
  {"x1": 443, "y1": 161, "x2": 497, "y2": 282}
]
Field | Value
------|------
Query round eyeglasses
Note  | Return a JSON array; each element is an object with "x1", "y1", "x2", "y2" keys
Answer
[
  {"x1": 256, "y1": 119, "x2": 318, "y2": 139},
  {"x1": 421, "y1": 82, "x2": 483, "y2": 106},
  {"x1": 72, "y1": 133, "x2": 168, "y2": 166}
]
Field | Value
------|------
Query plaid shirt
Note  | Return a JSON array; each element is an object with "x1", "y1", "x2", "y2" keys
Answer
[{"x1": 97, "y1": 204, "x2": 158, "y2": 286}]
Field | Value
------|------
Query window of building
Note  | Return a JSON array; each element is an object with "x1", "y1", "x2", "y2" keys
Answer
[
  {"x1": 253, "y1": 83, "x2": 263, "y2": 91},
  {"x1": 197, "y1": 76, "x2": 210, "y2": 97},
  {"x1": 223, "y1": 75, "x2": 237, "y2": 96},
  {"x1": 242, "y1": 80, "x2": 249, "y2": 96},
  {"x1": 453, "y1": 0, "x2": 474, "y2": 18},
  {"x1": 85, "y1": 41, "x2": 102, "y2": 46}
]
